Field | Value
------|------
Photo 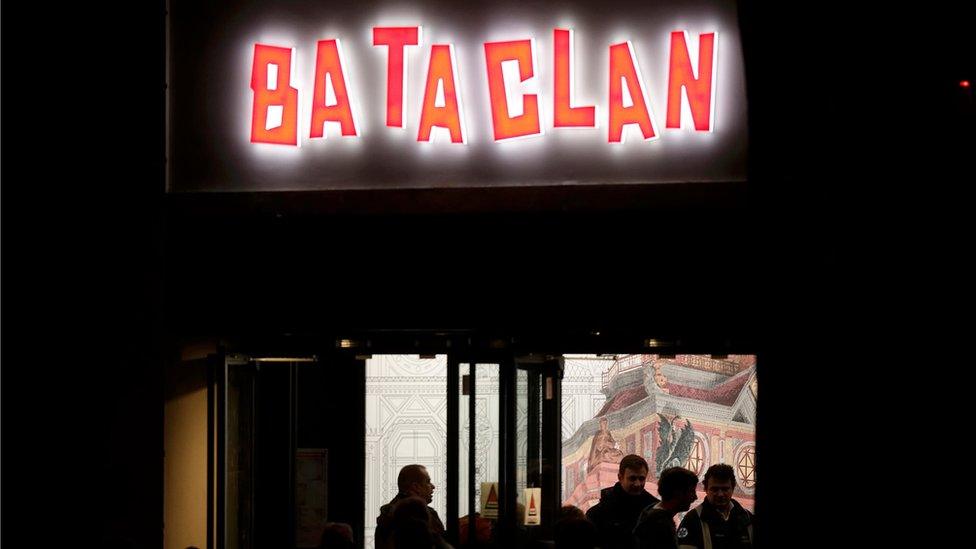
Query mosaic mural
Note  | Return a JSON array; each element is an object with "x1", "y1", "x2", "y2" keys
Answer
[{"x1": 561, "y1": 355, "x2": 757, "y2": 513}]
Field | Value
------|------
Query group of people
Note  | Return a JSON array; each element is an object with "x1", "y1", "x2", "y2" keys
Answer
[
  {"x1": 584, "y1": 454, "x2": 754, "y2": 549},
  {"x1": 333, "y1": 457, "x2": 753, "y2": 549}
]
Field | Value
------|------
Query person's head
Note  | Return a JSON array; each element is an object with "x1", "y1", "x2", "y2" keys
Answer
[
  {"x1": 702, "y1": 463, "x2": 736, "y2": 510},
  {"x1": 554, "y1": 517, "x2": 599, "y2": 549},
  {"x1": 617, "y1": 454, "x2": 649, "y2": 496},
  {"x1": 398, "y1": 464, "x2": 435, "y2": 504},
  {"x1": 657, "y1": 467, "x2": 699, "y2": 512},
  {"x1": 318, "y1": 522, "x2": 354, "y2": 549},
  {"x1": 393, "y1": 496, "x2": 432, "y2": 526},
  {"x1": 458, "y1": 513, "x2": 493, "y2": 546},
  {"x1": 559, "y1": 505, "x2": 585, "y2": 522},
  {"x1": 654, "y1": 369, "x2": 668, "y2": 388}
]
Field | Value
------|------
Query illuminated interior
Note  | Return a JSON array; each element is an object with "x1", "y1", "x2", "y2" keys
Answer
[{"x1": 361, "y1": 353, "x2": 756, "y2": 546}]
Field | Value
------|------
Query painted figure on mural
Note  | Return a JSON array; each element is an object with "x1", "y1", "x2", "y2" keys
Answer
[
  {"x1": 652, "y1": 363, "x2": 670, "y2": 393},
  {"x1": 588, "y1": 417, "x2": 625, "y2": 472},
  {"x1": 655, "y1": 415, "x2": 695, "y2": 476}
]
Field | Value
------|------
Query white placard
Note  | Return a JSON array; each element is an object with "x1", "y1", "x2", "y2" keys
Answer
[
  {"x1": 524, "y1": 487, "x2": 542, "y2": 526},
  {"x1": 480, "y1": 482, "x2": 499, "y2": 519}
]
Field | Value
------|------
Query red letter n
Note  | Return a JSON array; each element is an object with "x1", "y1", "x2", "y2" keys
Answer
[{"x1": 666, "y1": 31, "x2": 717, "y2": 131}]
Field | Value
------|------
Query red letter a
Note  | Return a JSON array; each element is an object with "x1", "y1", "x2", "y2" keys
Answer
[
  {"x1": 310, "y1": 39, "x2": 358, "y2": 139},
  {"x1": 417, "y1": 45, "x2": 466, "y2": 143},
  {"x1": 608, "y1": 41, "x2": 657, "y2": 143}
]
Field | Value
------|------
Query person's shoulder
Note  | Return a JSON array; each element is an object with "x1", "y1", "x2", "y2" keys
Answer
[
  {"x1": 595, "y1": 485, "x2": 620, "y2": 506},
  {"x1": 585, "y1": 502, "x2": 602, "y2": 517},
  {"x1": 377, "y1": 498, "x2": 398, "y2": 522},
  {"x1": 635, "y1": 509, "x2": 672, "y2": 540},
  {"x1": 636, "y1": 506, "x2": 663, "y2": 524},
  {"x1": 676, "y1": 508, "x2": 704, "y2": 547},
  {"x1": 634, "y1": 504, "x2": 654, "y2": 523},
  {"x1": 677, "y1": 505, "x2": 702, "y2": 527},
  {"x1": 427, "y1": 506, "x2": 445, "y2": 530},
  {"x1": 650, "y1": 507, "x2": 673, "y2": 523},
  {"x1": 639, "y1": 490, "x2": 660, "y2": 505},
  {"x1": 728, "y1": 500, "x2": 753, "y2": 529},
  {"x1": 730, "y1": 500, "x2": 753, "y2": 518}
]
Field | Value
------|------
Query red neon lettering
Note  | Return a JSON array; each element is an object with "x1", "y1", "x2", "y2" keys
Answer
[
  {"x1": 250, "y1": 44, "x2": 299, "y2": 145},
  {"x1": 666, "y1": 31, "x2": 716, "y2": 131},
  {"x1": 553, "y1": 29, "x2": 595, "y2": 128},
  {"x1": 310, "y1": 39, "x2": 357, "y2": 138},
  {"x1": 484, "y1": 39, "x2": 541, "y2": 141},
  {"x1": 608, "y1": 42, "x2": 656, "y2": 143},
  {"x1": 418, "y1": 45, "x2": 465, "y2": 143},
  {"x1": 373, "y1": 27, "x2": 421, "y2": 128}
]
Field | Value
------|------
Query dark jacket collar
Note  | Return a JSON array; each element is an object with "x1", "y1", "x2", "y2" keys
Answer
[
  {"x1": 700, "y1": 498, "x2": 749, "y2": 524},
  {"x1": 601, "y1": 482, "x2": 659, "y2": 506}
]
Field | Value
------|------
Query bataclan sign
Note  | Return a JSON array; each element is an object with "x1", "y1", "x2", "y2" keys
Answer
[
  {"x1": 250, "y1": 28, "x2": 717, "y2": 145},
  {"x1": 167, "y1": 1, "x2": 747, "y2": 192}
]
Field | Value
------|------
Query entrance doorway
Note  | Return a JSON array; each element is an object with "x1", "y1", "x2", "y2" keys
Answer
[
  {"x1": 206, "y1": 347, "x2": 756, "y2": 548},
  {"x1": 364, "y1": 354, "x2": 562, "y2": 548}
]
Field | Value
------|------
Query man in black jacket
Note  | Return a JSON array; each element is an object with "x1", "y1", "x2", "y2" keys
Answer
[
  {"x1": 633, "y1": 467, "x2": 699, "y2": 549},
  {"x1": 585, "y1": 454, "x2": 659, "y2": 549},
  {"x1": 676, "y1": 464, "x2": 754, "y2": 549},
  {"x1": 374, "y1": 464, "x2": 445, "y2": 549}
]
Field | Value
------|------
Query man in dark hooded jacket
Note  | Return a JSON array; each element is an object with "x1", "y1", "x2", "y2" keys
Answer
[{"x1": 585, "y1": 454, "x2": 660, "y2": 549}]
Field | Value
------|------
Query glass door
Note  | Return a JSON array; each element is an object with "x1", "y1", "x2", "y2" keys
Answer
[
  {"x1": 215, "y1": 351, "x2": 332, "y2": 549},
  {"x1": 215, "y1": 353, "x2": 298, "y2": 549},
  {"x1": 446, "y1": 357, "x2": 503, "y2": 547},
  {"x1": 445, "y1": 354, "x2": 562, "y2": 548},
  {"x1": 513, "y1": 355, "x2": 562, "y2": 544}
]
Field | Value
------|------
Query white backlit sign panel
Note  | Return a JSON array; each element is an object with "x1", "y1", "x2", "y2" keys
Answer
[{"x1": 167, "y1": 0, "x2": 747, "y2": 192}]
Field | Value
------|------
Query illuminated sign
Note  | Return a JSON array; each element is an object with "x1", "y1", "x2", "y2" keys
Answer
[
  {"x1": 167, "y1": 0, "x2": 747, "y2": 192},
  {"x1": 249, "y1": 28, "x2": 718, "y2": 145}
]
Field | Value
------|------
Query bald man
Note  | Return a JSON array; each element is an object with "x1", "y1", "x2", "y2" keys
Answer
[{"x1": 375, "y1": 464, "x2": 445, "y2": 549}]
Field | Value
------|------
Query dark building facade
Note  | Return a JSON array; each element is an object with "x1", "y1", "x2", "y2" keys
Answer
[{"x1": 2, "y1": 0, "x2": 971, "y2": 548}]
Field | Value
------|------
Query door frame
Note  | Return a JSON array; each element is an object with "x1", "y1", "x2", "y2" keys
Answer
[{"x1": 444, "y1": 353, "x2": 563, "y2": 547}]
